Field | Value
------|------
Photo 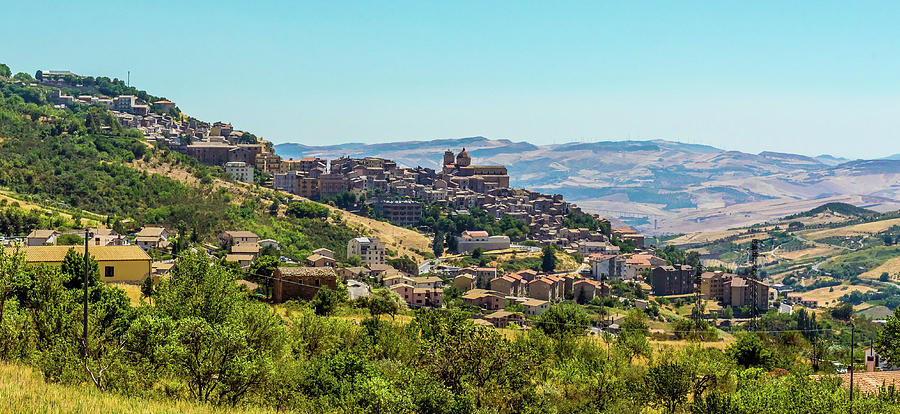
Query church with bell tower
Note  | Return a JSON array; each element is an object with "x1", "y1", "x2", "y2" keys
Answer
[{"x1": 439, "y1": 148, "x2": 509, "y2": 192}]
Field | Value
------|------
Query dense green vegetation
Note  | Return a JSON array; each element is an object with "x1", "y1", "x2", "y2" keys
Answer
[
  {"x1": 656, "y1": 245, "x2": 701, "y2": 267},
  {"x1": 563, "y1": 210, "x2": 610, "y2": 234},
  {"x1": 786, "y1": 202, "x2": 877, "y2": 219},
  {"x1": 420, "y1": 205, "x2": 529, "y2": 244},
  {"x1": 2, "y1": 247, "x2": 899, "y2": 413},
  {"x1": 0, "y1": 201, "x2": 73, "y2": 236}
]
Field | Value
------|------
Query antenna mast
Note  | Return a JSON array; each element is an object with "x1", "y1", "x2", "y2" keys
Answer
[{"x1": 749, "y1": 239, "x2": 760, "y2": 321}]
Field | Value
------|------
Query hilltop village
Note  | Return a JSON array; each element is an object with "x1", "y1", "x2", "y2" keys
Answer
[
  {"x1": 1, "y1": 64, "x2": 899, "y2": 413},
  {"x1": 0, "y1": 69, "x2": 796, "y2": 334}
]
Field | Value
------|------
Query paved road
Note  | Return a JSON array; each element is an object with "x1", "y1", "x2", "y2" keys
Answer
[
  {"x1": 419, "y1": 258, "x2": 444, "y2": 275},
  {"x1": 511, "y1": 244, "x2": 541, "y2": 253}
]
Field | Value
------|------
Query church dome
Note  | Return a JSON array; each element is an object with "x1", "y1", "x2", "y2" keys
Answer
[{"x1": 456, "y1": 148, "x2": 471, "y2": 167}]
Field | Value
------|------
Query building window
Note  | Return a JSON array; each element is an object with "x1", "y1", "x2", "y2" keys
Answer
[{"x1": 105, "y1": 266, "x2": 115, "y2": 278}]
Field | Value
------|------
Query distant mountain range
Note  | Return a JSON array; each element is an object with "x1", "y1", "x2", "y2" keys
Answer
[{"x1": 274, "y1": 137, "x2": 900, "y2": 235}]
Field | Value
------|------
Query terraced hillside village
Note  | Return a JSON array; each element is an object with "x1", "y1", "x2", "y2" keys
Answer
[
  {"x1": 2, "y1": 64, "x2": 900, "y2": 414},
  {"x1": 276, "y1": 138, "x2": 900, "y2": 235}
]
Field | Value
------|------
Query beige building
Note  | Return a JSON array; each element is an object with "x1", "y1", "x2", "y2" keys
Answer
[
  {"x1": 24, "y1": 245, "x2": 152, "y2": 283},
  {"x1": 528, "y1": 277, "x2": 561, "y2": 302},
  {"x1": 455, "y1": 231, "x2": 510, "y2": 253},
  {"x1": 347, "y1": 237, "x2": 385, "y2": 265},
  {"x1": 521, "y1": 298, "x2": 549, "y2": 316},
  {"x1": 453, "y1": 274, "x2": 475, "y2": 291},
  {"x1": 26, "y1": 230, "x2": 58, "y2": 246},
  {"x1": 461, "y1": 289, "x2": 505, "y2": 310},
  {"x1": 221, "y1": 230, "x2": 259, "y2": 245}
]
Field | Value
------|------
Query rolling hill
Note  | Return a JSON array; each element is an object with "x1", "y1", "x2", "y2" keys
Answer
[{"x1": 275, "y1": 137, "x2": 900, "y2": 234}]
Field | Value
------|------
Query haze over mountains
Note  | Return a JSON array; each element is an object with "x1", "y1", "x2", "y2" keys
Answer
[{"x1": 275, "y1": 137, "x2": 900, "y2": 235}]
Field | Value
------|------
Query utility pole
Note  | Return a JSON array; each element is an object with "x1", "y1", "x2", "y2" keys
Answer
[
  {"x1": 83, "y1": 228, "x2": 89, "y2": 358},
  {"x1": 127, "y1": 70, "x2": 130, "y2": 87},
  {"x1": 850, "y1": 321, "x2": 855, "y2": 414}
]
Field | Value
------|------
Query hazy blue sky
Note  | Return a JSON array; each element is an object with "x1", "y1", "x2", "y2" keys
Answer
[{"x1": 2, "y1": 1, "x2": 899, "y2": 158}]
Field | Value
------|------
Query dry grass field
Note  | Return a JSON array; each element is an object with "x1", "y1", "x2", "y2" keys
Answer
[
  {"x1": 0, "y1": 363, "x2": 271, "y2": 414},
  {"x1": 667, "y1": 228, "x2": 763, "y2": 246},
  {"x1": 799, "y1": 284, "x2": 876, "y2": 307},
  {"x1": 801, "y1": 217, "x2": 900, "y2": 241},
  {"x1": 858, "y1": 256, "x2": 900, "y2": 280},
  {"x1": 776, "y1": 246, "x2": 840, "y2": 261}
]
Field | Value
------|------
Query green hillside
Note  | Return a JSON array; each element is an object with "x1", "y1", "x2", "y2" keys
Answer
[
  {"x1": 785, "y1": 202, "x2": 877, "y2": 219},
  {"x1": 0, "y1": 83, "x2": 364, "y2": 261}
]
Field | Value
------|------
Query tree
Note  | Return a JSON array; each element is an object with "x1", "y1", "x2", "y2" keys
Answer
[
  {"x1": 646, "y1": 361, "x2": 692, "y2": 414},
  {"x1": 153, "y1": 251, "x2": 286, "y2": 405},
  {"x1": 541, "y1": 245, "x2": 557, "y2": 273},
  {"x1": 691, "y1": 391, "x2": 738, "y2": 414},
  {"x1": 616, "y1": 330, "x2": 651, "y2": 362},
  {"x1": 620, "y1": 309, "x2": 649, "y2": 336},
  {"x1": 247, "y1": 255, "x2": 280, "y2": 299},
  {"x1": 60, "y1": 248, "x2": 99, "y2": 290},
  {"x1": 432, "y1": 232, "x2": 444, "y2": 258},
  {"x1": 13, "y1": 72, "x2": 34, "y2": 83},
  {"x1": 445, "y1": 232, "x2": 458, "y2": 254},
  {"x1": 534, "y1": 303, "x2": 590, "y2": 339},
  {"x1": 830, "y1": 303, "x2": 853, "y2": 321},
  {"x1": 807, "y1": 338, "x2": 829, "y2": 372},
  {"x1": 344, "y1": 255, "x2": 363, "y2": 267},
  {"x1": 880, "y1": 272, "x2": 890, "y2": 282},
  {"x1": 365, "y1": 289, "x2": 406, "y2": 320},
  {"x1": 727, "y1": 333, "x2": 775, "y2": 369},
  {"x1": 56, "y1": 233, "x2": 84, "y2": 245},
  {"x1": 140, "y1": 276, "x2": 155, "y2": 305},
  {"x1": 875, "y1": 306, "x2": 900, "y2": 367},
  {"x1": 471, "y1": 247, "x2": 483, "y2": 259},
  {"x1": 286, "y1": 201, "x2": 330, "y2": 219},
  {"x1": 722, "y1": 306, "x2": 734, "y2": 320},
  {"x1": 0, "y1": 246, "x2": 25, "y2": 326},
  {"x1": 35, "y1": 70, "x2": 43, "y2": 80},
  {"x1": 310, "y1": 287, "x2": 344, "y2": 316},
  {"x1": 0, "y1": 63, "x2": 10, "y2": 77},
  {"x1": 387, "y1": 257, "x2": 418, "y2": 275}
]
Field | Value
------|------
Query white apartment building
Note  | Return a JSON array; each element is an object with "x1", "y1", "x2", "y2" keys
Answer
[{"x1": 224, "y1": 161, "x2": 254, "y2": 183}]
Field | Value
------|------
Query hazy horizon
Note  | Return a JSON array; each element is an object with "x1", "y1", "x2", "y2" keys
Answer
[{"x1": 4, "y1": 2, "x2": 900, "y2": 159}]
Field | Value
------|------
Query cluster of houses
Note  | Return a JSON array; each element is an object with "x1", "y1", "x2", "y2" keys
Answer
[
  {"x1": 22, "y1": 71, "x2": 799, "y2": 329},
  {"x1": 34, "y1": 72, "x2": 644, "y2": 255}
]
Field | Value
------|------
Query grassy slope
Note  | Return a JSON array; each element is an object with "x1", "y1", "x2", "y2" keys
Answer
[
  {"x1": 817, "y1": 245, "x2": 900, "y2": 274},
  {"x1": 0, "y1": 363, "x2": 270, "y2": 414},
  {"x1": 0, "y1": 189, "x2": 105, "y2": 229},
  {"x1": 128, "y1": 157, "x2": 430, "y2": 263}
]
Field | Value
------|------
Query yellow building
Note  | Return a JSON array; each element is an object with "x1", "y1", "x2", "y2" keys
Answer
[{"x1": 24, "y1": 245, "x2": 153, "y2": 283}]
